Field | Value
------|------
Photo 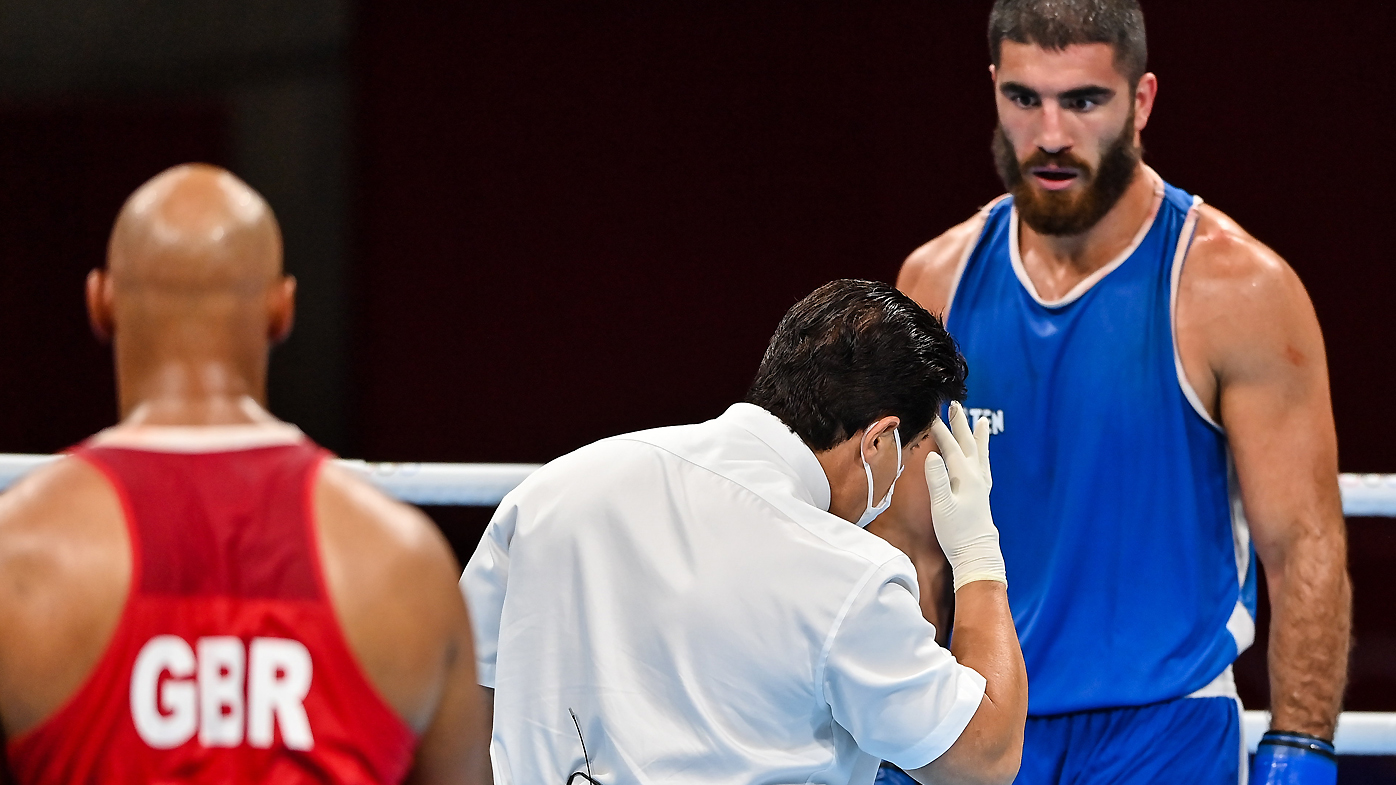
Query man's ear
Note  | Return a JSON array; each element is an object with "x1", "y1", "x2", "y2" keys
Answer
[
  {"x1": 86, "y1": 269, "x2": 114, "y2": 343},
  {"x1": 1134, "y1": 72, "x2": 1158, "y2": 134},
  {"x1": 989, "y1": 63, "x2": 998, "y2": 84},
  {"x1": 268, "y1": 275, "x2": 297, "y2": 344},
  {"x1": 863, "y1": 415, "x2": 902, "y2": 459}
]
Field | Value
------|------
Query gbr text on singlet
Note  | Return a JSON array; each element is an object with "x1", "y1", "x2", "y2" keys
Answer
[{"x1": 130, "y1": 635, "x2": 315, "y2": 750}]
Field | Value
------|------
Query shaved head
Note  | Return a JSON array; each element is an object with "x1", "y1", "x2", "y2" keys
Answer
[
  {"x1": 108, "y1": 164, "x2": 282, "y2": 291},
  {"x1": 89, "y1": 164, "x2": 296, "y2": 419}
]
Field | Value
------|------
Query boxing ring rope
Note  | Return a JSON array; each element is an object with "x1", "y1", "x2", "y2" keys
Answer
[
  {"x1": 0, "y1": 453, "x2": 1393, "y2": 755},
  {"x1": 3, "y1": 454, "x2": 1393, "y2": 514},
  {"x1": 0, "y1": 454, "x2": 545, "y2": 508}
]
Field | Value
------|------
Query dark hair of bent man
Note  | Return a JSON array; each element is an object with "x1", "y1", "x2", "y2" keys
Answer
[
  {"x1": 988, "y1": 0, "x2": 1148, "y2": 86},
  {"x1": 746, "y1": 279, "x2": 968, "y2": 452}
]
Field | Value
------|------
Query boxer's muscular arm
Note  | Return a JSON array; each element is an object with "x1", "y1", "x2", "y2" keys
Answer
[
  {"x1": 315, "y1": 467, "x2": 491, "y2": 784},
  {"x1": 871, "y1": 214, "x2": 988, "y2": 637},
  {"x1": 1177, "y1": 206, "x2": 1350, "y2": 738},
  {"x1": 405, "y1": 628, "x2": 491, "y2": 785},
  {"x1": 0, "y1": 458, "x2": 130, "y2": 740}
]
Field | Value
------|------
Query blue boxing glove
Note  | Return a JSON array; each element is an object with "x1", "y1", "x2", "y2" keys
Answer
[{"x1": 1251, "y1": 730, "x2": 1337, "y2": 785}]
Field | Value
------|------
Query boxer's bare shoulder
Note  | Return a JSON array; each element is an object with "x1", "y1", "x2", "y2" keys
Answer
[
  {"x1": 0, "y1": 457, "x2": 130, "y2": 735},
  {"x1": 898, "y1": 204, "x2": 997, "y2": 316},
  {"x1": 312, "y1": 462, "x2": 471, "y2": 733},
  {"x1": 1176, "y1": 203, "x2": 1325, "y2": 422},
  {"x1": 1183, "y1": 205, "x2": 1302, "y2": 292}
]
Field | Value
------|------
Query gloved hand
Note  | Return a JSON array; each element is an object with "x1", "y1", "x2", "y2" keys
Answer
[
  {"x1": 926, "y1": 401, "x2": 1006, "y2": 591},
  {"x1": 1251, "y1": 731, "x2": 1337, "y2": 785}
]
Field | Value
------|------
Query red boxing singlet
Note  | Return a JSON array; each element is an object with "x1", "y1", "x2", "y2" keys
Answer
[{"x1": 6, "y1": 430, "x2": 417, "y2": 784}]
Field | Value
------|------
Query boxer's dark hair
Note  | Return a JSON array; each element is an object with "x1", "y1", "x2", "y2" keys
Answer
[
  {"x1": 746, "y1": 279, "x2": 967, "y2": 451},
  {"x1": 989, "y1": 0, "x2": 1148, "y2": 86}
]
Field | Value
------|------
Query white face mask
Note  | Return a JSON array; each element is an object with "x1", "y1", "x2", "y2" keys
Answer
[{"x1": 855, "y1": 426, "x2": 903, "y2": 528}]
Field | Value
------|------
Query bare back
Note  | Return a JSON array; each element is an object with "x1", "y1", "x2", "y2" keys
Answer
[{"x1": 0, "y1": 432, "x2": 488, "y2": 782}]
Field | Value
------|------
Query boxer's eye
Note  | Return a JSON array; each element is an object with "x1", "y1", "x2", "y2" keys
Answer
[
  {"x1": 1058, "y1": 87, "x2": 1114, "y2": 113},
  {"x1": 1000, "y1": 84, "x2": 1040, "y2": 109}
]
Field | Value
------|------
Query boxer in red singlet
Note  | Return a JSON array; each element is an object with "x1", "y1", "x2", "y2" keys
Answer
[{"x1": 0, "y1": 164, "x2": 490, "y2": 784}]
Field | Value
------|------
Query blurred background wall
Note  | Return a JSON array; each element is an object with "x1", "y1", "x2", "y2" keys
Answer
[
  {"x1": 0, "y1": 0, "x2": 352, "y2": 452},
  {"x1": 0, "y1": 1, "x2": 1390, "y2": 776}
]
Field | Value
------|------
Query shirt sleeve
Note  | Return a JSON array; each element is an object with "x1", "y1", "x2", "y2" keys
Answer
[
  {"x1": 822, "y1": 558, "x2": 988, "y2": 771},
  {"x1": 459, "y1": 495, "x2": 520, "y2": 689}
]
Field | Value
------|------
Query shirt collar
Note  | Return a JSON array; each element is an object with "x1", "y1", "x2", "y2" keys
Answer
[{"x1": 719, "y1": 403, "x2": 832, "y2": 512}]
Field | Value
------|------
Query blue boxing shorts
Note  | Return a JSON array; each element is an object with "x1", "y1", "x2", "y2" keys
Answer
[{"x1": 876, "y1": 694, "x2": 1243, "y2": 785}]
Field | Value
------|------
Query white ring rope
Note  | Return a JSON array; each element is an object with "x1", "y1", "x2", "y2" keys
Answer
[
  {"x1": 0, "y1": 453, "x2": 545, "y2": 507},
  {"x1": 1, "y1": 452, "x2": 1393, "y2": 755},
  {"x1": 1243, "y1": 711, "x2": 1395, "y2": 756},
  {"x1": 4, "y1": 454, "x2": 1394, "y2": 515},
  {"x1": 1337, "y1": 473, "x2": 1396, "y2": 517},
  {"x1": 334, "y1": 459, "x2": 542, "y2": 506}
]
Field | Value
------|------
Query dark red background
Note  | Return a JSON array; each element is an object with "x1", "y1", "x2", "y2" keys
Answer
[
  {"x1": 351, "y1": 1, "x2": 1396, "y2": 720},
  {"x1": 0, "y1": 0, "x2": 1389, "y2": 746}
]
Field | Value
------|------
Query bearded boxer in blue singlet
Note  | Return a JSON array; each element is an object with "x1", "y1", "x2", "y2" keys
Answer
[{"x1": 869, "y1": 2, "x2": 1351, "y2": 784}]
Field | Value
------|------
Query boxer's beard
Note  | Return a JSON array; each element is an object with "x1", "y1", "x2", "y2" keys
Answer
[{"x1": 993, "y1": 110, "x2": 1141, "y2": 237}]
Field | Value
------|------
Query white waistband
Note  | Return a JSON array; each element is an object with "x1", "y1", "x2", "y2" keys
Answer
[{"x1": 1186, "y1": 665, "x2": 1239, "y2": 700}]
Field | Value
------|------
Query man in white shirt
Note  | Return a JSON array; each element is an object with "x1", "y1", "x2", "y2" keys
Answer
[{"x1": 462, "y1": 279, "x2": 1027, "y2": 785}]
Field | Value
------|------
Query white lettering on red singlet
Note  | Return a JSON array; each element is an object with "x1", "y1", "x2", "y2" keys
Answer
[
  {"x1": 130, "y1": 635, "x2": 315, "y2": 751},
  {"x1": 197, "y1": 637, "x2": 245, "y2": 747},
  {"x1": 247, "y1": 638, "x2": 315, "y2": 751},
  {"x1": 129, "y1": 635, "x2": 197, "y2": 748}
]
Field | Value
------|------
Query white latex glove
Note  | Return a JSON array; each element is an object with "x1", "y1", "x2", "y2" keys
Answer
[{"x1": 926, "y1": 401, "x2": 1007, "y2": 591}]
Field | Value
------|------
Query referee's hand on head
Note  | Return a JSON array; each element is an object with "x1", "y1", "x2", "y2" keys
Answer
[{"x1": 866, "y1": 425, "x2": 943, "y2": 559}]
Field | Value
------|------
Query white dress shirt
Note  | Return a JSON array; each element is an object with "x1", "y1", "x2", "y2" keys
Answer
[{"x1": 462, "y1": 403, "x2": 986, "y2": 785}]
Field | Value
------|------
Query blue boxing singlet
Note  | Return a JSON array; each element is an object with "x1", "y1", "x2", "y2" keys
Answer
[{"x1": 944, "y1": 174, "x2": 1257, "y2": 715}]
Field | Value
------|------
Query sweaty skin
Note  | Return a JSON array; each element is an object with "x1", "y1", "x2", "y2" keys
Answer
[
  {"x1": 0, "y1": 165, "x2": 491, "y2": 783},
  {"x1": 882, "y1": 42, "x2": 1350, "y2": 739}
]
